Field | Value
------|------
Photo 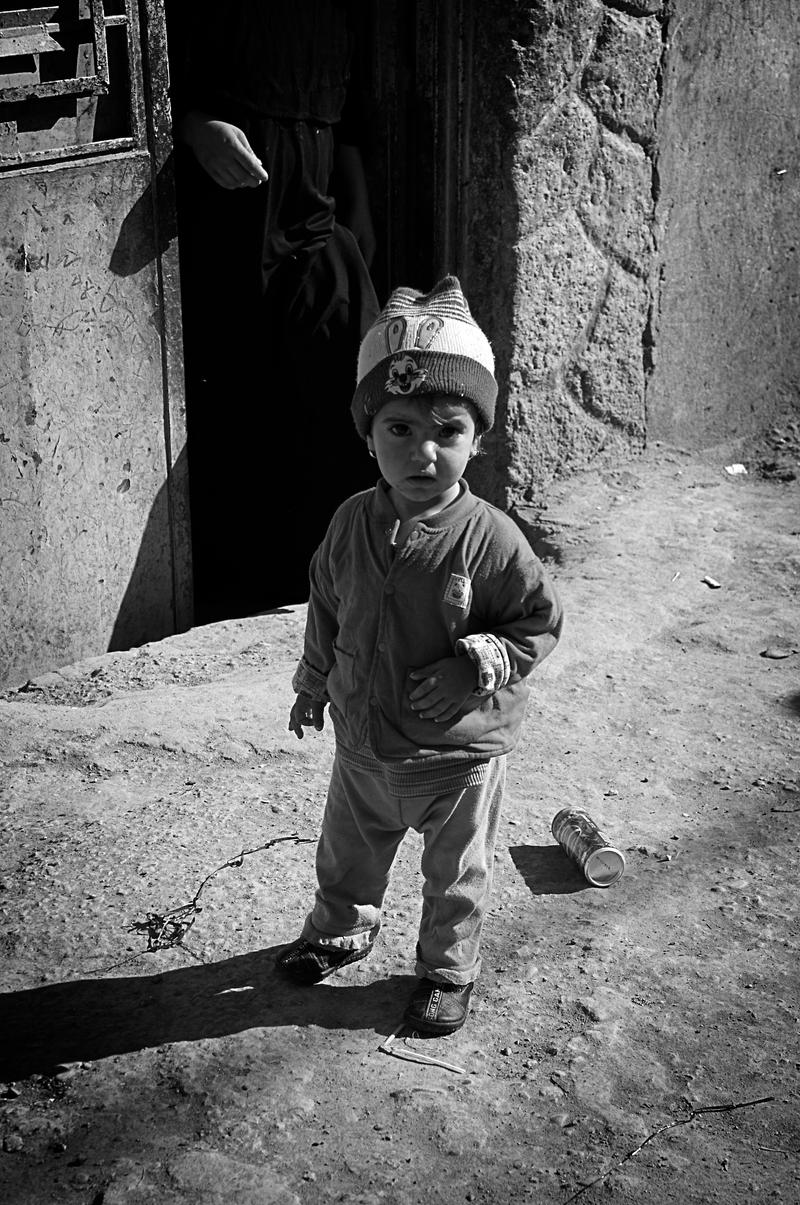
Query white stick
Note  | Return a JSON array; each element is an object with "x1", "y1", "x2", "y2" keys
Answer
[
  {"x1": 383, "y1": 1044, "x2": 466, "y2": 1075},
  {"x1": 378, "y1": 1026, "x2": 402, "y2": 1053}
]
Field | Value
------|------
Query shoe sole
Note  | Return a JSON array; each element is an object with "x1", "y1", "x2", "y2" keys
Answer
[
  {"x1": 403, "y1": 1000, "x2": 471, "y2": 1036},
  {"x1": 402, "y1": 1012, "x2": 468, "y2": 1037},
  {"x1": 403, "y1": 981, "x2": 473, "y2": 1035}
]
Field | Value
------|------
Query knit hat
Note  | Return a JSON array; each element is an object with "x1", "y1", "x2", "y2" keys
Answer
[{"x1": 351, "y1": 275, "x2": 497, "y2": 438}]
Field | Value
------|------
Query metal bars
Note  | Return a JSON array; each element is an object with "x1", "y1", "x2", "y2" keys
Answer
[{"x1": 0, "y1": 1, "x2": 141, "y2": 169}]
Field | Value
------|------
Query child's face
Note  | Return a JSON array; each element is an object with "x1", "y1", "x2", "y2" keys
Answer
[{"x1": 367, "y1": 396, "x2": 479, "y2": 519}]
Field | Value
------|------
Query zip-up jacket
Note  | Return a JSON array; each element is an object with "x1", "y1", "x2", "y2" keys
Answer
[{"x1": 293, "y1": 480, "x2": 564, "y2": 769}]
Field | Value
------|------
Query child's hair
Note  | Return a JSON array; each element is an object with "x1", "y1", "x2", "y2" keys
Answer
[{"x1": 351, "y1": 276, "x2": 497, "y2": 440}]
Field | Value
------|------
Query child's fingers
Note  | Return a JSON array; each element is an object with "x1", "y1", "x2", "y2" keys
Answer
[
  {"x1": 289, "y1": 698, "x2": 324, "y2": 737},
  {"x1": 408, "y1": 668, "x2": 442, "y2": 699}
]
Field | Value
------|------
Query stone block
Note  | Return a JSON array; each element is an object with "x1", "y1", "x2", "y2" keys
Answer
[
  {"x1": 577, "y1": 127, "x2": 655, "y2": 273},
  {"x1": 515, "y1": 96, "x2": 598, "y2": 235},
  {"x1": 506, "y1": 379, "x2": 630, "y2": 502},
  {"x1": 581, "y1": 10, "x2": 663, "y2": 147},
  {"x1": 565, "y1": 267, "x2": 649, "y2": 436},
  {"x1": 508, "y1": 0, "x2": 603, "y2": 119},
  {"x1": 512, "y1": 213, "x2": 608, "y2": 383}
]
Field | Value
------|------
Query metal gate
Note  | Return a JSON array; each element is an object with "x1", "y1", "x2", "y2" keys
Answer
[{"x1": 0, "y1": 0, "x2": 190, "y2": 688}]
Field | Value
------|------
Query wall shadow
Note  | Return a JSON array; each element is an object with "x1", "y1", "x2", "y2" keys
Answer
[
  {"x1": 509, "y1": 509, "x2": 565, "y2": 564},
  {"x1": 107, "y1": 444, "x2": 192, "y2": 653},
  {"x1": 509, "y1": 844, "x2": 591, "y2": 896},
  {"x1": 108, "y1": 156, "x2": 179, "y2": 278},
  {"x1": 0, "y1": 949, "x2": 412, "y2": 1081}
]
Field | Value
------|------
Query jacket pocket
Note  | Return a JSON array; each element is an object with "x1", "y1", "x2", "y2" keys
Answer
[{"x1": 327, "y1": 644, "x2": 356, "y2": 715}]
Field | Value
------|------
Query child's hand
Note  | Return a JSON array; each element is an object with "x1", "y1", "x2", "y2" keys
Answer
[
  {"x1": 181, "y1": 112, "x2": 269, "y2": 190},
  {"x1": 288, "y1": 692, "x2": 326, "y2": 739},
  {"x1": 408, "y1": 656, "x2": 479, "y2": 722}
]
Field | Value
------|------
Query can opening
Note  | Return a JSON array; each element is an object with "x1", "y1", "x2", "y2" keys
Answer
[{"x1": 584, "y1": 848, "x2": 626, "y2": 887}]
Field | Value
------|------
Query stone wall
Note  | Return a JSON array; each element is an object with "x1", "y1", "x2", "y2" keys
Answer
[
  {"x1": 465, "y1": 0, "x2": 665, "y2": 509},
  {"x1": 464, "y1": 0, "x2": 800, "y2": 511}
]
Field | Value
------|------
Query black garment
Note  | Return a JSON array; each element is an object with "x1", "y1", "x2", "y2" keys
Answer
[
  {"x1": 169, "y1": 3, "x2": 379, "y2": 622},
  {"x1": 172, "y1": 0, "x2": 356, "y2": 128}
]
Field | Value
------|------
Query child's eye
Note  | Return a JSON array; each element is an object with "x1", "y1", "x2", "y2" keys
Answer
[
  {"x1": 388, "y1": 423, "x2": 411, "y2": 437},
  {"x1": 439, "y1": 425, "x2": 463, "y2": 441}
]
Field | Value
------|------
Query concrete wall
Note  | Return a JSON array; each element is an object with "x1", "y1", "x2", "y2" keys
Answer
[
  {"x1": 649, "y1": 0, "x2": 800, "y2": 445},
  {"x1": 0, "y1": 154, "x2": 190, "y2": 688},
  {"x1": 0, "y1": 1, "x2": 190, "y2": 691}
]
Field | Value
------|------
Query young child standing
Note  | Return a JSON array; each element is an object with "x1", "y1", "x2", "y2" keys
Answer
[{"x1": 276, "y1": 276, "x2": 563, "y2": 1035}]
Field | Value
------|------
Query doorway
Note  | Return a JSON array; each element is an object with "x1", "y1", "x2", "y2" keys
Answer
[{"x1": 164, "y1": 1, "x2": 468, "y2": 625}]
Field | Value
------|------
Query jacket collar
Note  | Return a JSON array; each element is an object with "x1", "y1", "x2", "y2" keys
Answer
[{"x1": 370, "y1": 477, "x2": 478, "y2": 530}]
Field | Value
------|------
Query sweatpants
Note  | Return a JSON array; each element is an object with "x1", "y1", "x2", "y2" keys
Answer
[{"x1": 301, "y1": 752, "x2": 507, "y2": 985}]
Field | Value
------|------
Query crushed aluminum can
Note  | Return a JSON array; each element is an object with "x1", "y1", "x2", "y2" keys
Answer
[{"x1": 551, "y1": 807, "x2": 626, "y2": 887}]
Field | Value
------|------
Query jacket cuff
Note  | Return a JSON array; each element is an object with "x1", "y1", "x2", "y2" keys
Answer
[
  {"x1": 291, "y1": 658, "x2": 329, "y2": 700},
  {"x1": 455, "y1": 633, "x2": 511, "y2": 696}
]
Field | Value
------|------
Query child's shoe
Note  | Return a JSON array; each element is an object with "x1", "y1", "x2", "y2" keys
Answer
[
  {"x1": 403, "y1": 977, "x2": 474, "y2": 1035},
  {"x1": 274, "y1": 937, "x2": 373, "y2": 984}
]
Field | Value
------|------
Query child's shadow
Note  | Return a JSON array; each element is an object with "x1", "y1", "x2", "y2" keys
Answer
[
  {"x1": 0, "y1": 950, "x2": 412, "y2": 1081},
  {"x1": 509, "y1": 844, "x2": 590, "y2": 895}
]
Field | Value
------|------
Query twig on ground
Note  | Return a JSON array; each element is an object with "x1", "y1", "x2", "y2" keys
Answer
[
  {"x1": 561, "y1": 1095, "x2": 774, "y2": 1204},
  {"x1": 378, "y1": 1026, "x2": 401, "y2": 1053},
  {"x1": 125, "y1": 833, "x2": 315, "y2": 954},
  {"x1": 378, "y1": 1028, "x2": 466, "y2": 1075}
]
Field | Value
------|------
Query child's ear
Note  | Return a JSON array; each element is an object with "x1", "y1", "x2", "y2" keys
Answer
[{"x1": 367, "y1": 434, "x2": 376, "y2": 459}]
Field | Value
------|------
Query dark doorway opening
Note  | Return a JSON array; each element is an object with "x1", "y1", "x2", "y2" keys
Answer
[{"x1": 163, "y1": 2, "x2": 450, "y2": 626}]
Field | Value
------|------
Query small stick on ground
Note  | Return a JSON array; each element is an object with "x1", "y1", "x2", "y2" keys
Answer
[
  {"x1": 117, "y1": 834, "x2": 315, "y2": 960},
  {"x1": 377, "y1": 1029, "x2": 466, "y2": 1075},
  {"x1": 562, "y1": 1095, "x2": 774, "y2": 1204},
  {"x1": 378, "y1": 1026, "x2": 402, "y2": 1054}
]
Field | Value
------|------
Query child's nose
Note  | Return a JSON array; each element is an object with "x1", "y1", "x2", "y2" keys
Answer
[{"x1": 413, "y1": 440, "x2": 437, "y2": 464}]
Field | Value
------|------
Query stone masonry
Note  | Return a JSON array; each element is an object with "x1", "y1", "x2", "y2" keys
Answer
[{"x1": 464, "y1": 0, "x2": 666, "y2": 510}]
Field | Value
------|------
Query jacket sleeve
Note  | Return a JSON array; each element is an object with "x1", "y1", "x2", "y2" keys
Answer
[
  {"x1": 456, "y1": 532, "x2": 564, "y2": 695},
  {"x1": 290, "y1": 534, "x2": 341, "y2": 701}
]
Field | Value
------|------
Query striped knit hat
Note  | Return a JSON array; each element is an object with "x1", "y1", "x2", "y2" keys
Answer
[{"x1": 351, "y1": 275, "x2": 497, "y2": 438}]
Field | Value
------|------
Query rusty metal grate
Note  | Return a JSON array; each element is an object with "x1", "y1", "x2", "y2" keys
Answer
[
  {"x1": 0, "y1": 1, "x2": 141, "y2": 169},
  {"x1": 0, "y1": 2, "x2": 112, "y2": 102}
]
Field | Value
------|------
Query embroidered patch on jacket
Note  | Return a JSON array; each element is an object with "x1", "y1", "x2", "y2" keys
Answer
[
  {"x1": 443, "y1": 573, "x2": 471, "y2": 609},
  {"x1": 385, "y1": 352, "x2": 428, "y2": 395}
]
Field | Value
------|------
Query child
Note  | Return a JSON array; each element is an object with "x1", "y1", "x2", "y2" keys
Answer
[{"x1": 276, "y1": 276, "x2": 563, "y2": 1036}]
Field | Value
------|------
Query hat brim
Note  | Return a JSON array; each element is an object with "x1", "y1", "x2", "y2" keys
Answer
[{"x1": 351, "y1": 351, "x2": 497, "y2": 438}]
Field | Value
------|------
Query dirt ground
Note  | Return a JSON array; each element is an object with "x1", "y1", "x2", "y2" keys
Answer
[{"x1": 1, "y1": 436, "x2": 799, "y2": 1205}]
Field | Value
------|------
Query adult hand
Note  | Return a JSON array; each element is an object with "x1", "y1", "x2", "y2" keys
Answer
[
  {"x1": 180, "y1": 111, "x2": 269, "y2": 190},
  {"x1": 288, "y1": 692, "x2": 326, "y2": 739},
  {"x1": 408, "y1": 656, "x2": 479, "y2": 722}
]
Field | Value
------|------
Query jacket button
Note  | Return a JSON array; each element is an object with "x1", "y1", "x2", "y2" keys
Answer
[{"x1": 384, "y1": 584, "x2": 394, "y2": 594}]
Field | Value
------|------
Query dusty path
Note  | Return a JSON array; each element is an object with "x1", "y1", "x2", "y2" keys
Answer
[{"x1": 1, "y1": 445, "x2": 798, "y2": 1204}]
